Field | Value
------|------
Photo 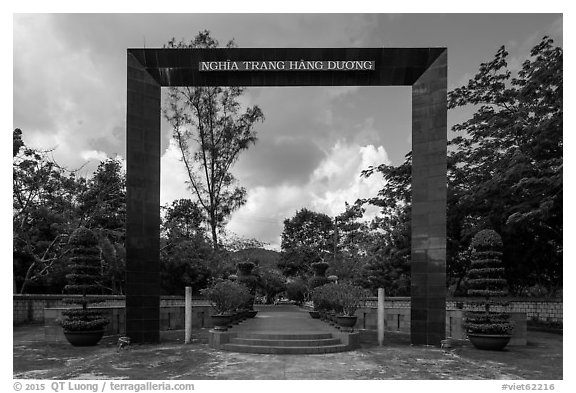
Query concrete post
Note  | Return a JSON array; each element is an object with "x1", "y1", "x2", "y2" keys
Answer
[
  {"x1": 185, "y1": 286, "x2": 192, "y2": 344},
  {"x1": 378, "y1": 288, "x2": 385, "y2": 346}
]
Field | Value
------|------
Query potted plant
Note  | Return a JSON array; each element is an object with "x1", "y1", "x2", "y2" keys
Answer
[
  {"x1": 310, "y1": 283, "x2": 330, "y2": 319},
  {"x1": 201, "y1": 280, "x2": 251, "y2": 331},
  {"x1": 464, "y1": 229, "x2": 513, "y2": 350},
  {"x1": 59, "y1": 227, "x2": 109, "y2": 346},
  {"x1": 335, "y1": 283, "x2": 369, "y2": 332},
  {"x1": 312, "y1": 283, "x2": 342, "y2": 324}
]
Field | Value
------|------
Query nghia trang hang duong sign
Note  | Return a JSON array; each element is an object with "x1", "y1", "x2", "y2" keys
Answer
[{"x1": 199, "y1": 60, "x2": 376, "y2": 71}]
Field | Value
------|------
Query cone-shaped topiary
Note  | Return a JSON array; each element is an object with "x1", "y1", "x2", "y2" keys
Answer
[
  {"x1": 308, "y1": 261, "x2": 330, "y2": 290},
  {"x1": 60, "y1": 227, "x2": 109, "y2": 332},
  {"x1": 464, "y1": 229, "x2": 512, "y2": 336},
  {"x1": 236, "y1": 261, "x2": 257, "y2": 310}
]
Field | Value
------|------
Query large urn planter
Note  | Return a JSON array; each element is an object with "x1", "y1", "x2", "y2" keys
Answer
[
  {"x1": 337, "y1": 315, "x2": 358, "y2": 332},
  {"x1": 468, "y1": 334, "x2": 511, "y2": 351},
  {"x1": 63, "y1": 330, "x2": 105, "y2": 347},
  {"x1": 211, "y1": 314, "x2": 231, "y2": 331}
]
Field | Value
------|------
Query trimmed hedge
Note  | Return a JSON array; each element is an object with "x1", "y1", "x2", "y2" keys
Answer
[
  {"x1": 59, "y1": 227, "x2": 109, "y2": 332},
  {"x1": 464, "y1": 229, "x2": 513, "y2": 335}
]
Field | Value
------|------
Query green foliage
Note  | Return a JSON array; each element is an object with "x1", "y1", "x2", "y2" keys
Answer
[
  {"x1": 60, "y1": 227, "x2": 109, "y2": 332},
  {"x1": 163, "y1": 31, "x2": 265, "y2": 248},
  {"x1": 79, "y1": 158, "x2": 125, "y2": 231},
  {"x1": 160, "y1": 235, "x2": 214, "y2": 296},
  {"x1": 308, "y1": 276, "x2": 330, "y2": 290},
  {"x1": 335, "y1": 283, "x2": 370, "y2": 316},
  {"x1": 200, "y1": 280, "x2": 251, "y2": 315},
  {"x1": 308, "y1": 261, "x2": 330, "y2": 289},
  {"x1": 162, "y1": 199, "x2": 204, "y2": 241},
  {"x1": 285, "y1": 279, "x2": 307, "y2": 304},
  {"x1": 312, "y1": 283, "x2": 369, "y2": 316},
  {"x1": 13, "y1": 129, "x2": 86, "y2": 294},
  {"x1": 69, "y1": 227, "x2": 99, "y2": 247},
  {"x1": 279, "y1": 208, "x2": 334, "y2": 278},
  {"x1": 257, "y1": 269, "x2": 286, "y2": 304},
  {"x1": 448, "y1": 36, "x2": 562, "y2": 295},
  {"x1": 357, "y1": 37, "x2": 563, "y2": 297},
  {"x1": 160, "y1": 198, "x2": 217, "y2": 295},
  {"x1": 464, "y1": 229, "x2": 513, "y2": 335},
  {"x1": 471, "y1": 229, "x2": 503, "y2": 250},
  {"x1": 357, "y1": 154, "x2": 411, "y2": 296},
  {"x1": 329, "y1": 202, "x2": 372, "y2": 282},
  {"x1": 311, "y1": 261, "x2": 329, "y2": 276}
]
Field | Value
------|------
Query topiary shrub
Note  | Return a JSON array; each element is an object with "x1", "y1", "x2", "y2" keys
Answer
[
  {"x1": 59, "y1": 227, "x2": 109, "y2": 332},
  {"x1": 311, "y1": 261, "x2": 329, "y2": 276},
  {"x1": 308, "y1": 261, "x2": 330, "y2": 289},
  {"x1": 464, "y1": 229, "x2": 513, "y2": 335}
]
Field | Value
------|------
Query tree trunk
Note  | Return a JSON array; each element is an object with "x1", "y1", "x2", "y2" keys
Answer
[{"x1": 210, "y1": 214, "x2": 218, "y2": 250}]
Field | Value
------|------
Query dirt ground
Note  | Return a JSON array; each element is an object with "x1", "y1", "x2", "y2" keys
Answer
[{"x1": 13, "y1": 325, "x2": 562, "y2": 380}]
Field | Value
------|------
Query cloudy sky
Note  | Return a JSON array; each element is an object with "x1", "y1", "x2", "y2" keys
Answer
[{"x1": 12, "y1": 13, "x2": 563, "y2": 249}]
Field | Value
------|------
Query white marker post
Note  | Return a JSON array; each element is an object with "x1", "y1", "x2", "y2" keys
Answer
[
  {"x1": 378, "y1": 288, "x2": 385, "y2": 346},
  {"x1": 185, "y1": 286, "x2": 192, "y2": 344}
]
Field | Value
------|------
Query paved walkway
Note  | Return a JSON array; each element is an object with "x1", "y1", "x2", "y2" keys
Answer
[
  {"x1": 234, "y1": 305, "x2": 336, "y2": 334},
  {"x1": 12, "y1": 308, "x2": 564, "y2": 380}
]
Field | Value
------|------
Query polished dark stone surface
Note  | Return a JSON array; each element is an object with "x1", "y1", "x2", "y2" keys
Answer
[
  {"x1": 410, "y1": 50, "x2": 447, "y2": 346},
  {"x1": 126, "y1": 53, "x2": 161, "y2": 343},
  {"x1": 127, "y1": 47, "x2": 446, "y2": 87},
  {"x1": 125, "y1": 47, "x2": 447, "y2": 345}
]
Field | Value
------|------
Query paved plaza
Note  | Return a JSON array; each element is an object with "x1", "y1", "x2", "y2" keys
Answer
[{"x1": 13, "y1": 306, "x2": 562, "y2": 380}]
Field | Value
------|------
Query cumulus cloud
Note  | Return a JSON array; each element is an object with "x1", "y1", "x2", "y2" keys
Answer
[
  {"x1": 13, "y1": 14, "x2": 126, "y2": 173},
  {"x1": 80, "y1": 150, "x2": 109, "y2": 163},
  {"x1": 160, "y1": 140, "x2": 193, "y2": 206},
  {"x1": 227, "y1": 140, "x2": 390, "y2": 249}
]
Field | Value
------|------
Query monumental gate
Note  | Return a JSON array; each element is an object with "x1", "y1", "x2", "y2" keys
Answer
[{"x1": 126, "y1": 47, "x2": 447, "y2": 346}]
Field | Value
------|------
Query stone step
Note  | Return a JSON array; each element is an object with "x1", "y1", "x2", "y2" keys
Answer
[
  {"x1": 230, "y1": 337, "x2": 342, "y2": 347},
  {"x1": 234, "y1": 332, "x2": 334, "y2": 340},
  {"x1": 222, "y1": 343, "x2": 351, "y2": 355}
]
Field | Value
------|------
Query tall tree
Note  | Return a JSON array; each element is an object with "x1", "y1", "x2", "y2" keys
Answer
[
  {"x1": 13, "y1": 129, "x2": 84, "y2": 293},
  {"x1": 278, "y1": 208, "x2": 334, "y2": 278},
  {"x1": 330, "y1": 202, "x2": 371, "y2": 282},
  {"x1": 357, "y1": 155, "x2": 412, "y2": 295},
  {"x1": 448, "y1": 36, "x2": 562, "y2": 294},
  {"x1": 79, "y1": 158, "x2": 126, "y2": 232},
  {"x1": 162, "y1": 30, "x2": 265, "y2": 249},
  {"x1": 160, "y1": 198, "x2": 219, "y2": 295},
  {"x1": 161, "y1": 198, "x2": 204, "y2": 243},
  {"x1": 78, "y1": 158, "x2": 127, "y2": 294}
]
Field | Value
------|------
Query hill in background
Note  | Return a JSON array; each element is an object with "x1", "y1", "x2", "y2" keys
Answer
[{"x1": 232, "y1": 247, "x2": 281, "y2": 272}]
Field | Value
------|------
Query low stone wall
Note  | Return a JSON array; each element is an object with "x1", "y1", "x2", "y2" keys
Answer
[
  {"x1": 355, "y1": 307, "x2": 527, "y2": 345},
  {"x1": 13, "y1": 294, "x2": 204, "y2": 325},
  {"x1": 44, "y1": 304, "x2": 214, "y2": 343},
  {"x1": 361, "y1": 297, "x2": 562, "y2": 323}
]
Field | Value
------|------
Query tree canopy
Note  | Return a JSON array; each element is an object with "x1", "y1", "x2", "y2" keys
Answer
[
  {"x1": 447, "y1": 36, "x2": 562, "y2": 295},
  {"x1": 162, "y1": 30, "x2": 265, "y2": 249},
  {"x1": 278, "y1": 208, "x2": 334, "y2": 278}
]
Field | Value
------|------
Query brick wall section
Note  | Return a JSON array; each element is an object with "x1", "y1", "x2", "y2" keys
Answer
[
  {"x1": 43, "y1": 304, "x2": 214, "y2": 343},
  {"x1": 356, "y1": 307, "x2": 527, "y2": 345},
  {"x1": 13, "y1": 294, "x2": 209, "y2": 324},
  {"x1": 14, "y1": 295, "x2": 562, "y2": 324},
  {"x1": 361, "y1": 296, "x2": 563, "y2": 323}
]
